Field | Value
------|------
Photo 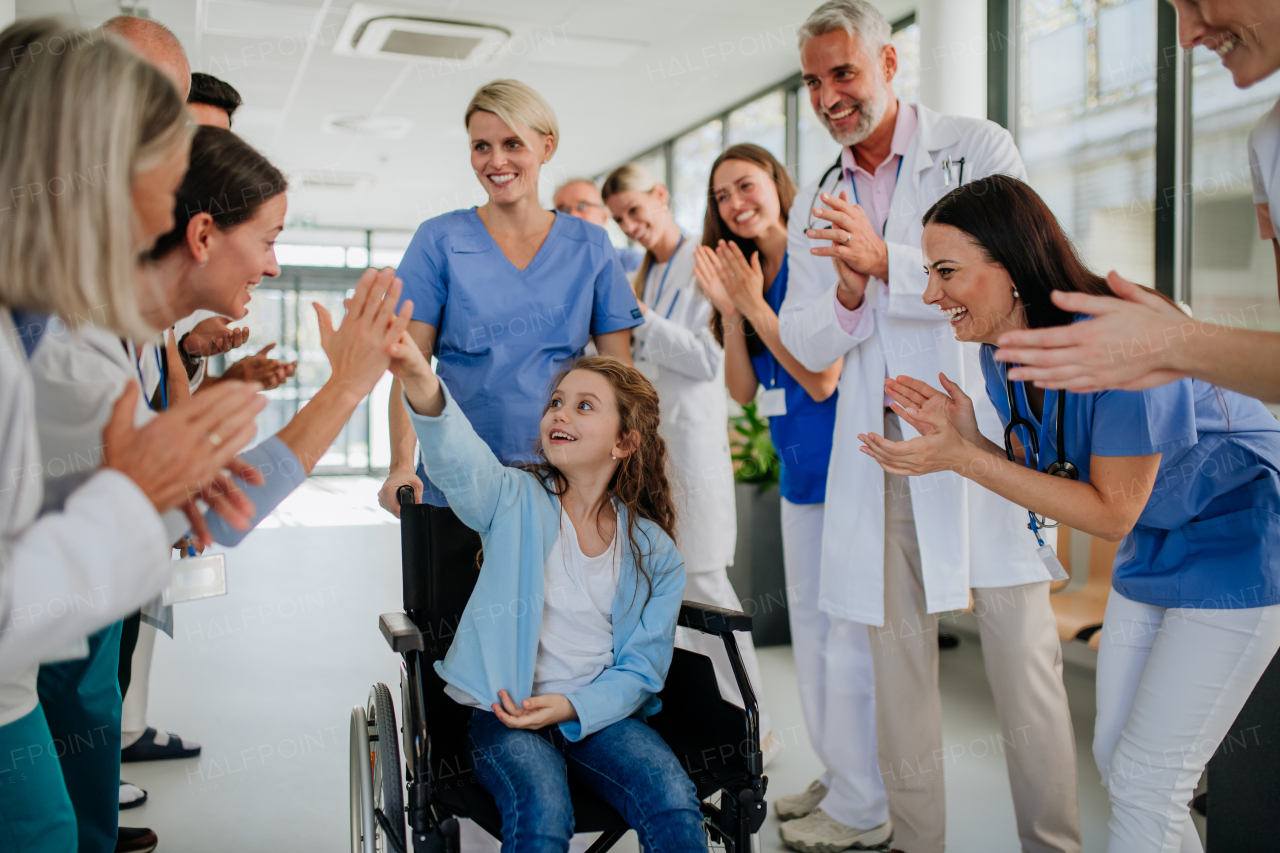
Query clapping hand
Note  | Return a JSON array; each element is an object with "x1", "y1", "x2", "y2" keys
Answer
[
  {"x1": 220, "y1": 344, "x2": 297, "y2": 390},
  {"x1": 182, "y1": 316, "x2": 250, "y2": 358}
]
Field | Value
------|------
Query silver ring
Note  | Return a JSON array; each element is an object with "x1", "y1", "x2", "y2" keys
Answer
[
  {"x1": 841, "y1": 230, "x2": 852, "y2": 245},
  {"x1": 202, "y1": 431, "x2": 223, "y2": 448}
]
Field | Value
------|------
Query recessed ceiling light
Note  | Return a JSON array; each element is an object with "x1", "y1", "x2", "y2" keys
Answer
[{"x1": 323, "y1": 114, "x2": 413, "y2": 139}]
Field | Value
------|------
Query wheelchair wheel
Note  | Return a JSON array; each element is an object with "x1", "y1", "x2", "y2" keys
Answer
[
  {"x1": 350, "y1": 704, "x2": 375, "y2": 853},
  {"x1": 368, "y1": 683, "x2": 406, "y2": 852}
]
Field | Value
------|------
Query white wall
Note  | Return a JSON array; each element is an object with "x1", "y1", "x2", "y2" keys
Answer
[
  {"x1": 916, "y1": 0, "x2": 987, "y2": 120},
  {"x1": 0, "y1": 0, "x2": 15, "y2": 30}
]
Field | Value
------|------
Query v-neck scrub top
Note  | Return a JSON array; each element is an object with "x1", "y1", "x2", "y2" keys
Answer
[
  {"x1": 396, "y1": 208, "x2": 641, "y2": 505},
  {"x1": 979, "y1": 344, "x2": 1280, "y2": 610}
]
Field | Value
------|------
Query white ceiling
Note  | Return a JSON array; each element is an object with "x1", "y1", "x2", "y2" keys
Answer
[{"x1": 19, "y1": 0, "x2": 912, "y2": 232}]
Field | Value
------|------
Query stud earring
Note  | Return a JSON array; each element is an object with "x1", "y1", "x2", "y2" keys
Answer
[
  {"x1": 1012, "y1": 286, "x2": 1020, "y2": 299},
  {"x1": 611, "y1": 455, "x2": 616, "y2": 460}
]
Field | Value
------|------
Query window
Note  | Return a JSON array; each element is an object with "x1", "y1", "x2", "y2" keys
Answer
[
  {"x1": 634, "y1": 146, "x2": 668, "y2": 188},
  {"x1": 1188, "y1": 45, "x2": 1280, "y2": 332},
  {"x1": 727, "y1": 89, "x2": 786, "y2": 160},
  {"x1": 1016, "y1": 0, "x2": 1159, "y2": 286},
  {"x1": 891, "y1": 21, "x2": 920, "y2": 106},
  {"x1": 671, "y1": 119, "x2": 723, "y2": 236}
]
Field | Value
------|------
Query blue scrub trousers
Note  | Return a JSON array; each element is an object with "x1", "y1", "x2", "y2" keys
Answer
[
  {"x1": 36, "y1": 621, "x2": 124, "y2": 853},
  {"x1": 0, "y1": 705, "x2": 77, "y2": 850}
]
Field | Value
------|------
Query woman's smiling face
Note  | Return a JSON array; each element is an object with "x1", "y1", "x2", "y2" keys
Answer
[
  {"x1": 1171, "y1": 0, "x2": 1280, "y2": 89},
  {"x1": 191, "y1": 193, "x2": 285, "y2": 319},
  {"x1": 921, "y1": 222, "x2": 1025, "y2": 345},
  {"x1": 468, "y1": 110, "x2": 552, "y2": 206},
  {"x1": 711, "y1": 159, "x2": 783, "y2": 242}
]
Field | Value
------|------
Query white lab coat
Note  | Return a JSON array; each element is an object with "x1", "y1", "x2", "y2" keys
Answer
[
  {"x1": 630, "y1": 238, "x2": 736, "y2": 573},
  {"x1": 0, "y1": 312, "x2": 169, "y2": 721},
  {"x1": 779, "y1": 104, "x2": 1051, "y2": 627}
]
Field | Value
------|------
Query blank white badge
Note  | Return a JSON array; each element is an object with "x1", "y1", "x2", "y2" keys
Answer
[
  {"x1": 757, "y1": 387, "x2": 787, "y2": 418},
  {"x1": 162, "y1": 553, "x2": 228, "y2": 605}
]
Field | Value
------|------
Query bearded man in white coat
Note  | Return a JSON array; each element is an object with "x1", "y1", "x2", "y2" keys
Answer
[{"x1": 772, "y1": 3, "x2": 1081, "y2": 853}]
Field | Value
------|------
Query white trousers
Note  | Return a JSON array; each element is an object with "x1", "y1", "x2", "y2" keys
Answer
[
  {"x1": 121, "y1": 621, "x2": 156, "y2": 748},
  {"x1": 675, "y1": 566, "x2": 772, "y2": 740},
  {"x1": 781, "y1": 498, "x2": 887, "y2": 830},
  {"x1": 1094, "y1": 591, "x2": 1280, "y2": 853}
]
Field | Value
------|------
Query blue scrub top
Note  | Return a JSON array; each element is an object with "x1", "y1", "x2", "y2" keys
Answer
[
  {"x1": 396, "y1": 208, "x2": 642, "y2": 505},
  {"x1": 979, "y1": 344, "x2": 1280, "y2": 610},
  {"x1": 617, "y1": 246, "x2": 643, "y2": 274},
  {"x1": 748, "y1": 255, "x2": 838, "y2": 505}
]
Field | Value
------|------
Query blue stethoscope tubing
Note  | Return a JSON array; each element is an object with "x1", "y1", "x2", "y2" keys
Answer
[
  {"x1": 646, "y1": 233, "x2": 686, "y2": 319},
  {"x1": 1003, "y1": 366, "x2": 1079, "y2": 545}
]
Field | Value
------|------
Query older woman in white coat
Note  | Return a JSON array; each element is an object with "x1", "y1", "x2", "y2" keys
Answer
[
  {"x1": 0, "y1": 20, "x2": 270, "y2": 850},
  {"x1": 774, "y1": 3, "x2": 1080, "y2": 852},
  {"x1": 603, "y1": 162, "x2": 774, "y2": 755}
]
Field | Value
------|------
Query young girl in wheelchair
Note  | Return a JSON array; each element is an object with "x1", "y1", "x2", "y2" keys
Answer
[{"x1": 388, "y1": 337, "x2": 707, "y2": 853}]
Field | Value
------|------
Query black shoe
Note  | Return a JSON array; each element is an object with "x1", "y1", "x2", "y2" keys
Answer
[
  {"x1": 116, "y1": 827, "x2": 158, "y2": 853},
  {"x1": 938, "y1": 632, "x2": 961, "y2": 649},
  {"x1": 120, "y1": 779, "x2": 147, "y2": 810},
  {"x1": 121, "y1": 726, "x2": 201, "y2": 762}
]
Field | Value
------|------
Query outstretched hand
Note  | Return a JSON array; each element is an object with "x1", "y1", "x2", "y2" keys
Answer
[
  {"x1": 994, "y1": 271, "x2": 1190, "y2": 392},
  {"x1": 492, "y1": 689, "x2": 577, "y2": 730},
  {"x1": 314, "y1": 266, "x2": 413, "y2": 399}
]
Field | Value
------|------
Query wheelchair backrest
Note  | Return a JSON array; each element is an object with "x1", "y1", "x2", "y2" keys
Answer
[{"x1": 399, "y1": 501, "x2": 484, "y2": 661}]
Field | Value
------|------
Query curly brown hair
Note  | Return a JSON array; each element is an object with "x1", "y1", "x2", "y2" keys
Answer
[{"x1": 519, "y1": 355, "x2": 678, "y2": 603}]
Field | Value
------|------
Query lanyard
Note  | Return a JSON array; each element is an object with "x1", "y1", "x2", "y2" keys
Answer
[
  {"x1": 134, "y1": 339, "x2": 168, "y2": 412},
  {"x1": 645, "y1": 234, "x2": 685, "y2": 319},
  {"x1": 846, "y1": 156, "x2": 904, "y2": 239}
]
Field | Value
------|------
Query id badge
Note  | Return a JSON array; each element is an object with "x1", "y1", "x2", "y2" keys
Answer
[
  {"x1": 757, "y1": 387, "x2": 787, "y2": 417},
  {"x1": 1036, "y1": 544, "x2": 1070, "y2": 582},
  {"x1": 162, "y1": 553, "x2": 228, "y2": 605}
]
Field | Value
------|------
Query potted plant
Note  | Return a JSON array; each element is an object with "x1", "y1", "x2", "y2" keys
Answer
[{"x1": 727, "y1": 401, "x2": 789, "y2": 646}]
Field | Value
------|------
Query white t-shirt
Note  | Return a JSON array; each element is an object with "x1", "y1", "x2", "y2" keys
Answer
[
  {"x1": 1247, "y1": 96, "x2": 1280, "y2": 241},
  {"x1": 444, "y1": 507, "x2": 619, "y2": 710}
]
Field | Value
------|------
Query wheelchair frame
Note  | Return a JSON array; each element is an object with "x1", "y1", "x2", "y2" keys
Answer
[{"x1": 350, "y1": 487, "x2": 768, "y2": 853}]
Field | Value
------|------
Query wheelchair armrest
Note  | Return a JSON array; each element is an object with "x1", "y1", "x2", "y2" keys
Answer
[
  {"x1": 678, "y1": 601, "x2": 752, "y2": 635},
  {"x1": 379, "y1": 612, "x2": 424, "y2": 654}
]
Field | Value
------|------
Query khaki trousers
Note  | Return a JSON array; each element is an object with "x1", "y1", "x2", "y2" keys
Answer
[{"x1": 868, "y1": 412, "x2": 1081, "y2": 853}]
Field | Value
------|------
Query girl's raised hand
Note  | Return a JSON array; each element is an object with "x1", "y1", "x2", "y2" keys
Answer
[
  {"x1": 692, "y1": 245, "x2": 736, "y2": 318},
  {"x1": 389, "y1": 329, "x2": 445, "y2": 418},
  {"x1": 492, "y1": 689, "x2": 577, "y2": 730}
]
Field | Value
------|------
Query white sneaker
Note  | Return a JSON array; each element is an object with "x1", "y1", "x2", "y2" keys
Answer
[
  {"x1": 778, "y1": 808, "x2": 893, "y2": 853},
  {"x1": 774, "y1": 779, "x2": 828, "y2": 821}
]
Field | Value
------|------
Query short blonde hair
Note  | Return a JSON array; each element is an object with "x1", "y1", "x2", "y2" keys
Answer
[
  {"x1": 600, "y1": 162, "x2": 659, "y2": 202},
  {"x1": 0, "y1": 19, "x2": 191, "y2": 339},
  {"x1": 464, "y1": 79, "x2": 559, "y2": 158}
]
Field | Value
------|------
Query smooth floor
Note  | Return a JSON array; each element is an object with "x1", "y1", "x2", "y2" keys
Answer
[{"x1": 122, "y1": 477, "x2": 1152, "y2": 851}]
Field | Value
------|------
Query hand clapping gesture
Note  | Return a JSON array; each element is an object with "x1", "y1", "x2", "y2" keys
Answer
[
  {"x1": 692, "y1": 240, "x2": 769, "y2": 323},
  {"x1": 805, "y1": 190, "x2": 877, "y2": 310},
  {"x1": 858, "y1": 373, "x2": 986, "y2": 477}
]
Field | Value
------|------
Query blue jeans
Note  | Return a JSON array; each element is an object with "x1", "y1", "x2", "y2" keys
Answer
[{"x1": 467, "y1": 709, "x2": 706, "y2": 853}]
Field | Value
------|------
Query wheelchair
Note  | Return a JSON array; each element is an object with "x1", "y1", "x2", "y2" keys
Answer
[{"x1": 350, "y1": 487, "x2": 769, "y2": 853}]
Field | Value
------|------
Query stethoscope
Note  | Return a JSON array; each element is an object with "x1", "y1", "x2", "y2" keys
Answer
[
  {"x1": 645, "y1": 233, "x2": 686, "y2": 320},
  {"x1": 804, "y1": 151, "x2": 967, "y2": 236},
  {"x1": 1003, "y1": 365, "x2": 1079, "y2": 539}
]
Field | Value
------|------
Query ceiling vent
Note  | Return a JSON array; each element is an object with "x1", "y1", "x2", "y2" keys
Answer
[
  {"x1": 332, "y1": 4, "x2": 510, "y2": 63},
  {"x1": 322, "y1": 114, "x2": 413, "y2": 139}
]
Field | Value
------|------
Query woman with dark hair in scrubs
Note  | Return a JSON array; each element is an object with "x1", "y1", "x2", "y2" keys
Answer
[
  {"x1": 378, "y1": 79, "x2": 640, "y2": 514},
  {"x1": 860, "y1": 174, "x2": 1280, "y2": 853}
]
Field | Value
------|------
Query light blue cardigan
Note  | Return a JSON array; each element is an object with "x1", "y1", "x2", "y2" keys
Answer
[{"x1": 406, "y1": 382, "x2": 687, "y2": 741}]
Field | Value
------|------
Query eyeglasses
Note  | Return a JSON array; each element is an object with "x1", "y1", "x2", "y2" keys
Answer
[{"x1": 555, "y1": 201, "x2": 604, "y2": 214}]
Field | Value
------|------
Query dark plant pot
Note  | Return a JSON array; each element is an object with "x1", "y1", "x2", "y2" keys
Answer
[{"x1": 727, "y1": 482, "x2": 790, "y2": 647}]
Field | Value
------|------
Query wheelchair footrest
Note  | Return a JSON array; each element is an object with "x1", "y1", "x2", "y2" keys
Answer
[{"x1": 380, "y1": 612, "x2": 424, "y2": 653}]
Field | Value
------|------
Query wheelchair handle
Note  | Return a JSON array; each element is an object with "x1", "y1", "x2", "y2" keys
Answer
[{"x1": 397, "y1": 485, "x2": 416, "y2": 507}]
